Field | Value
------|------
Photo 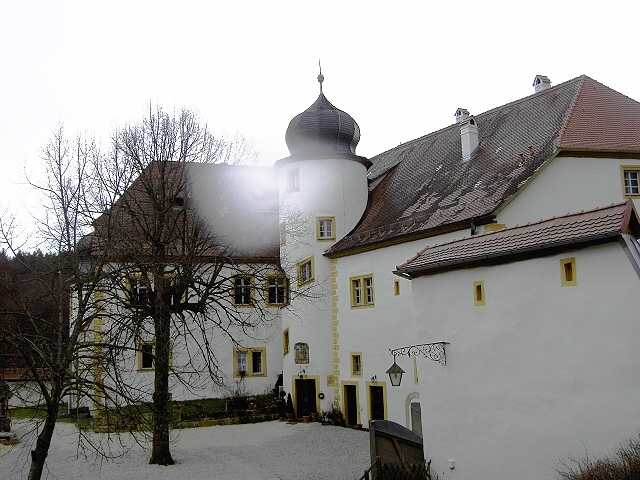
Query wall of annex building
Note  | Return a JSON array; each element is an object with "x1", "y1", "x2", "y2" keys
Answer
[
  {"x1": 497, "y1": 155, "x2": 640, "y2": 227},
  {"x1": 78, "y1": 263, "x2": 283, "y2": 409},
  {"x1": 277, "y1": 157, "x2": 369, "y2": 412},
  {"x1": 410, "y1": 242, "x2": 640, "y2": 480},
  {"x1": 334, "y1": 229, "x2": 467, "y2": 427}
]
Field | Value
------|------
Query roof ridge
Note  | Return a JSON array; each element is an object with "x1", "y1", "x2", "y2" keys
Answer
[
  {"x1": 408, "y1": 201, "x2": 629, "y2": 254},
  {"x1": 556, "y1": 75, "x2": 587, "y2": 148},
  {"x1": 369, "y1": 75, "x2": 585, "y2": 168}
]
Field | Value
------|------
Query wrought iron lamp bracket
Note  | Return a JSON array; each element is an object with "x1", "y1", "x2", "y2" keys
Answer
[{"x1": 389, "y1": 341, "x2": 449, "y2": 366}]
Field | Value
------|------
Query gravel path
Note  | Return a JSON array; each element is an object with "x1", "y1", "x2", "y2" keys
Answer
[{"x1": 0, "y1": 421, "x2": 369, "y2": 480}]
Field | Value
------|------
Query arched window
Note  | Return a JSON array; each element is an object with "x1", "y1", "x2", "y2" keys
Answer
[{"x1": 294, "y1": 342, "x2": 309, "y2": 365}]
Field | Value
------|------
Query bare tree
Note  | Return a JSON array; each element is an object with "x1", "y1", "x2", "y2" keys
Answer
[{"x1": 88, "y1": 107, "x2": 296, "y2": 466}]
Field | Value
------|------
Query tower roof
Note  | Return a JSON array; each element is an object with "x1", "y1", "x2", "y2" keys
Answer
[{"x1": 282, "y1": 70, "x2": 370, "y2": 167}]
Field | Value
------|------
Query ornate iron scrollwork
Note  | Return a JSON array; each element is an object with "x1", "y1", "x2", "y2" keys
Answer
[{"x1": 389, "y1": 342, "x2": 449, "y2": 366}]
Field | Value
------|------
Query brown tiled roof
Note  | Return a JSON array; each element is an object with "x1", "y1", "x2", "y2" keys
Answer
[
  {"x1": 326, "y1": 76, "x2": 640, "y2": 257},
  {"x1": 396, "y1": 201, "x2": 640, "y2": 277}
]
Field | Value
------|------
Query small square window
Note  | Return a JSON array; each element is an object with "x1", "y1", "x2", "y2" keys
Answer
[
  {"x1": 560, "y1": 257, "x2": 577, "y2": 286},
  {"x1": 297, "y1": 257, "x2": 314, "y2": 286},
  {"x1": 473, "y1": 281, "x2": 485, "y2": 306},
  {"x1": 316, "y1": 217, "x2": 336, "y2": 240},
  {"x1": 351, "y1": 353, "x2": 362, "y2": 377},
  {"x1": 286, "y1": 168, "x2": 300, "y2": 193},
  {"x1": 351, "y1": 275, "x2": 374, "y2": 307},
  {"x1": 233, "y1": 276, "x2": 253, "y2": 305},
  {"x1": 623, "y1": 168, "x2": 640, "y2": 196}
]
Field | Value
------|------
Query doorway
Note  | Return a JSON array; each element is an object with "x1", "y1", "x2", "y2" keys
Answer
[
  {"x1": 295, "y1": 378, "x2": 317, "y2": 418},
  {"x1": 343, "y1": 384, "x2": 358, "y2": 426},
  {"x1": 369, "y1": 384, "x2": 386, "y2": 421}
]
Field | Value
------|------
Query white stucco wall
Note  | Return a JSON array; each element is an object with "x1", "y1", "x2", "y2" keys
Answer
[
  {"x1": 498, "y1": 155, "x2": 640, "y2": 227},
  {"x1": 410, "y1": 242, "x2": 640, "y2": 480}
]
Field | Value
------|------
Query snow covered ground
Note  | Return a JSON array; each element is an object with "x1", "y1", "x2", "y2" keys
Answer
[{"x1": 0, "y1": 420, "x2": 369, "y2": 480}]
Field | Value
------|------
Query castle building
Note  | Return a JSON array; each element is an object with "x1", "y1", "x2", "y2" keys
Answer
[{"x1": 75, "y1": 72, "x2": 640, "y2": 479}]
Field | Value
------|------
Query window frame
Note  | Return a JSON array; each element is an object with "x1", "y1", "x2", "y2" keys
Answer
[
  {"x1": 316, "y1": 216, "x2": 336, "y2": 241},
  {"x1": 283, "y1": 328, "x2": 289, "y2": 355},
  {"x1": 233, "y1": 347, "x2": 267, "y2": 378},
  {"x1": 296, "y1": 257, "x2": 315, "y2": 287},
  {"x1": 232, "y1": 275, "x2": 254, "y2": 306},
  {"x1": 621, "y1": 165, "x2": 640, "y2": 197},
  {"x1": 138, "y1": 341, "x2": 155, "y2": 371},
  {"x1": 294, "y1": 342, "x2": 309, "y2": 365},
  {"x1": 350, "y1": 274, "x2": 375, "y2": 308},
  {"x1": 265, "y1": 274, "x2": 288, "y2": 306},
  {"x1": 394, "y1": 279, "x2": 400, "y2": 296},
  {"x1": 473, "y1": 281, "x2": 485, "y2": 306},
  {"x1": 351, "y1": 352, "x2": 363, "y2": 377},
  {"x1": 560, "y1": 257, "x2": 577, "y2": 286}
]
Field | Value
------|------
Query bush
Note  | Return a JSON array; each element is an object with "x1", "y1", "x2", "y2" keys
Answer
[{"x1": 558, "y1": 435, "x2": 640, "y2": 480}]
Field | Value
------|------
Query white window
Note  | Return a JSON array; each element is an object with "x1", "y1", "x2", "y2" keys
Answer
[
  {"x1": 624, "y1": 169, "x2": 640, "y2": 195},
  {"x1": 351, "y1": 275, "x2": 374, "y2": 307},
  {"x1": 286, "y1": 168, "x2": 300, "y2": 193},
  {"x1": 297, "y1": 257, "x2": 314, "y2": 286},
  {"x1": 317, "y1": 217, "x2": 335, "y2": 240},
  {"x1": 233, "y1": 276, "x2": 252, "y2": 305},
  {"x1": 236, "y1": 350, "x2": 247, "y2": 376},
  {"x1": 267, "y1": 276, "x2": 287, "y2": 305}
]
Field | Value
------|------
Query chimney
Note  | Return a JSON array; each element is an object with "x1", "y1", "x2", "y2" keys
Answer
[
  {"x1": 460, "y1": 116, "x2": 479, "y2": 162},
  {"x1": 532, "y1": 75, "x2": 551, "y2": 93},
  {"x1": 455, "y1": 107, "x2": 470, "y2": 124}
]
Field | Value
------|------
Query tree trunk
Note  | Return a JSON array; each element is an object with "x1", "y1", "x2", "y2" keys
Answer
[
  {"x1": 149, "y1": 299, "x2": 174, "y2": 466},
  {"x1": 28, "y1": 402, "x2": 59, "y2": 480}
]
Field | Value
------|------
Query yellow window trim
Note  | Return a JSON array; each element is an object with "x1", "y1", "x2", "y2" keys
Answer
[
  {"x1": 473, "y1": 281, "x2": 485, "y2": 306},
  {"x1": 233, "y1": 346, "x2": 267, "y2": 378},
  {"x1": 283, "y1": 328, "x2": 290, "y2": 355},
  {"x1": 316, "y1": 216, "x2": 336, "y2": 241},
  {"x1": 351, "y1": 352, "x2": 363, "y2": 377},
  {"x1": 560, "y1": 257, "x2": 577, "y2": 286},
  {"x1": 296, "y1": 256, "x2": 315, "y2": 287},
  {"x1": 136, "y1": 340, "x2": 173, "y2": 371},
  {"x1": 620, "y1": 165, "x2": 640, "y2": 198},
  {"x1": 394, "y1": 279, "x2": 400, "y2": 296},
  {"x1": 264, "y1": 273, "x2": 289, "y2": 307},
  {"x1": 341, "y1": 381, "x2": 361, "y2": 426},
  {"x1": 231, "y1": 274, "x2": 255, "y2": 307},
  {"x1": 350, "y1": 274, "x2": 375, "y2": 308},
  {"x1": 366, "y1": 381, "x2": 388, "y2": 421}
]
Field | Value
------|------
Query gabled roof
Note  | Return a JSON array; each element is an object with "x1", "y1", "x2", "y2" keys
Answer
[
  {"x1": 395, "y1": 201, "x2": 640, "y2": 278},
  {"x1": 326, "y1": 76, "x2": 640, "y2": 257}
]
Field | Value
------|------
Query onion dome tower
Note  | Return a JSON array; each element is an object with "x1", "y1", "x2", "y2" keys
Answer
[{"x1": 277, "y1": 65, "x2": 370, "y2": 417}]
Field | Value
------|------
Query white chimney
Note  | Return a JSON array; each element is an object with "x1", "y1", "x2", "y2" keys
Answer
[
  {"x1": 533, "y1": 75, "x2": 551, "y2": 93},
  {"x1": 455, "y1": 107, "x2": 470, "y2": 124},
  {"x1": 460, "y1": 116, "x2": 479, "y2": 162}
]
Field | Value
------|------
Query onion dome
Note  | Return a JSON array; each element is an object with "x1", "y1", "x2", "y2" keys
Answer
[{"x1": 283, "y1": 68, "x2": 369, "y2": 167}]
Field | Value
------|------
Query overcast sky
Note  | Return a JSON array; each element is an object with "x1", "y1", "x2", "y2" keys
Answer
[{"x1": 2, "y1": 0, "x2": 640, "y2": 227}]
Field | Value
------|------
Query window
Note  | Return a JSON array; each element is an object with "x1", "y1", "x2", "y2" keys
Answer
[
  {"x1": 622, "y1": 167, "x2": 640, "y2": 196},
  {"x1": 286, "y1": 168, "x2": 300, "y2": 193},
  {"x1": 283, "y1": 329, "x2": 289, "y2": 355},
  {"x1": 296, "y1": 257, "x2": 314, "y2": 286},
  {"x1": 294, "y1": 342, "x2": 309, "y2": 364},
  {"x1": 560, "y1": 257, "x2": 577, "y2": 286},
  {"x1": 131, "y1": 276, "x2": 149, "y2": 307},
  {"x1": 139, "y1": 342, "x2": 154, "y2": 370},
  {"x1": 233, "y1": 276, "x2": 253, "y2": 305},
  {"x1": 316, "y1": 216, "x2": 336, "y2": 240},
  {"x1": 267, "y1": 275, "x2": 288, "y2": 305},
  {"x1": 234, "y1": 347, "x2": 266, "y2": 377},
  {"x1": 351, "y1": 353, "x2": 362, "y2": 377},
  {"x1": 350, "y1": 275, "x2": 374, "y2": 307},
  {"x1": 169, "y1": 277, "x2": 187, "y2": 306},
  {"x1": 394, "y1": 280, "x2": 400, "y2": 296},
  {"x1": 473, "y1": 281, "x2": 485, "y2": 306}
]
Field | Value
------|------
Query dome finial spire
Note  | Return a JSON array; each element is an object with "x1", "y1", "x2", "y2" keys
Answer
[{"x1": 317, "y1": 59, "x2": 324, "y2": 94}]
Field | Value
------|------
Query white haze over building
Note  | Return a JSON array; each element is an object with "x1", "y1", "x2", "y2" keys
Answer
[{"x1": 2, "y1": 0, "x2": 640, "y2": 228}]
